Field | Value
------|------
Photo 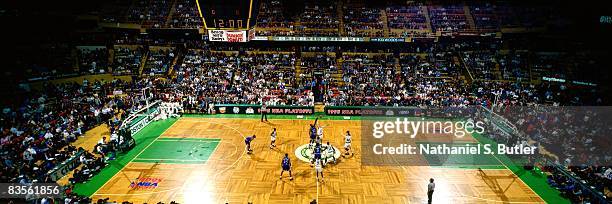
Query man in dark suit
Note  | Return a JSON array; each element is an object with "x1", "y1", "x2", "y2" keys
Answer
[{"x1": 428, "y1": 178, "x2": 435, "y2": 204}]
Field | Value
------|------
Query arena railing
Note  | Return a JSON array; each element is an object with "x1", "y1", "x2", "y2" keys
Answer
[
  {"x1": 480, "y1": 106, "x2": 611, "y2": 203},
  {"x1": 479, "y1": 105, "x2": 518, "y2": 136},
  {"x1": 545, "y1": 160, "x2": 609, "y2": 203},
  {"x1": 117, "y1": 100, "x2": 162, "y2": 152}
]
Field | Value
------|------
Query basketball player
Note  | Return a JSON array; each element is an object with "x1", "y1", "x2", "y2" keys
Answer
[
  {"x1": 314, "y1": 158, "x2": 324, "y2": 182},
  {"x1": 312, "y1": 143, "x2": 322, "y2": 164},
  {"x1": 245, "y1": 135, "x2": 256, "y2": 153},
  {"x1": 308, "y1": 116, "x2": 320, "y2": 149},
  {"x1": 309, "y1": 124, "x2": 317, "y2": 149},
  {"x1": 270, "y1": 128, "x2": 277, "y2": 149},
  {"x1": 280, "y1": 153, "x2": 293, "y2": 180},
  {"x1": 344, "y1": 131, "x2": 352, "y2": 156},
  {"x1": 324, "y1": 141, "x2": 336, "y2": 165},
  {"x1": 316, "y1": 125, "x2": 324, "y2": 144}
]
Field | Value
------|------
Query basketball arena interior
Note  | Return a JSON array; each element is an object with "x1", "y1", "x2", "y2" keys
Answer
[{"x1": 1, "y1": 0, "x2": 611, "y2": 203}]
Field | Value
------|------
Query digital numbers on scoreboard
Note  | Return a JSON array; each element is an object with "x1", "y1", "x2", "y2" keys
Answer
[{"x1": 197, "y1": 0, "x2": 259, "y2": 29}]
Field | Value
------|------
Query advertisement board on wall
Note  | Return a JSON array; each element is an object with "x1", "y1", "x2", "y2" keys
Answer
[
  {"x1": 208, "y1": 30, "x2": 248, "y2": 42},
  {"x1": 214, "y1": 104, "x2": 314, "y2": 115}
]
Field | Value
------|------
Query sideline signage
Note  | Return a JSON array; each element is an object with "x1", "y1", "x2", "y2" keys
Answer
[{"x1": 214, "y1": 104, "x2": 314, "y2": 115}]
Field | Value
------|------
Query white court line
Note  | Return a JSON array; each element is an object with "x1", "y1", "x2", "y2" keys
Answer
[
  {"x1": 91, "y1": 119, "x2": 181, "y2": 196},
  {"x1": 489, "y1": 152, "x2": 545, "y2": 203}
]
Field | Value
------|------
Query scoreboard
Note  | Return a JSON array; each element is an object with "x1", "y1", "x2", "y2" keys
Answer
[{"x1": 196, "y1": 0, "x2": 259, "y2": 30}]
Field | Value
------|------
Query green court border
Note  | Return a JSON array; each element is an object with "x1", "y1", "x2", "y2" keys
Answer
[
  {"x1": 73, "y1": 118, "x2": 178, "y2": 196},
  {"x1": 472, "y1": 132, "x2": 568, "y2": 203},
  {"x1": 75, "y1": 114, "x2": 568, "y2": 203}
]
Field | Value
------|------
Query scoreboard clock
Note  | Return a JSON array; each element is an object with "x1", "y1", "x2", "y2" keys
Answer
[{"x1": 196, "y1": 0, "x2": 259, "y2": 30}]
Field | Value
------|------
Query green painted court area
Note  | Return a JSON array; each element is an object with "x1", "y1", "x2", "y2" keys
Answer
[{"x1": 133, "y1": 138, "x2": 220, "y2": 164}]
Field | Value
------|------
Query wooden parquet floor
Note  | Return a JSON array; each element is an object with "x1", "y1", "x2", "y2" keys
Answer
[{"x1": 90, "y1": 117, "x2": 544, "y2": 204}]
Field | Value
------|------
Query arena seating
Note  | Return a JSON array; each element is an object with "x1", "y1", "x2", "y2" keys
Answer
[
  {"x1": 257, "y1": 0, "x2": 291, "y2": 28},
  {"x1": 469, "y1": 3, "x2": 499, "y2": 30},
  {"x1": 300, "y1": 53, "x2": 337, "y2": 79},
  {"x1": 112, "y1": 46, "x2": 145, "y2": 75},
  {"x1": 497, "y1": 50, "x2": 530, "y2": 81},
  {"x1": 6, "y1": 41, "x2": 609, "y2": 203},
  {"x1": 4, "y1": 1, "x2": 610, "y2": 203},
  {"x1": 330, "y1": 53, "x2": 397, "y2": 106},
  {"x1": 300, "y1": 2, "x2": 339, "y2": 30},
  {"x1": 168, "y1": 0, "x2": 203, "y2": 28},
  {"x1": 176, "y1": 49, "x2": 312, "y2": 109},
  {"x1": 143, "y1": 47, "x2": 176, "y2": 75},
  {"x1": 462, "y1": 51, "x2": 499, "y2": 80},
  {"x1": 89, "y1": 1, "x2": 567, "y2": 37},
  {"x1": 343, "y1": 7, "x2": 384, "y2": 37},
  {"x1": 77, "y1": 46, "x2": 109, "y2": 74},
  {"x1": 386, "y1": 5, "x2": 431, "y2": 37},
  {"x1": 125, "y1": 0, "x2": 148, "y2": 24},
  {"x1": 142, "y1": 0, "x2": 172, "y2": 28},
  {"x1": 428, "y1": 5, "x2": 469, "y2": 32}
]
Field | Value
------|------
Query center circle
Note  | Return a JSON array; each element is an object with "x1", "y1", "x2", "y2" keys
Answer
[{"x1": 294, "y1": 144, "x2": 342, "y2": 163}]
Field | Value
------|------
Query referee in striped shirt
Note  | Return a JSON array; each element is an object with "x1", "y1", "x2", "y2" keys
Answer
[{"x1": 261, "y1": 103, "x2": 268, "y2": 122}]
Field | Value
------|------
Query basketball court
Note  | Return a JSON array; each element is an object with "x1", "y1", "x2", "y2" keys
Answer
[{"x1": 70, "y1": 115, "x2": 548, "y2": 203}]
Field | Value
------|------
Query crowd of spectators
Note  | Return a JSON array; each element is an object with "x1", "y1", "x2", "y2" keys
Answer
[
  {"x1": 142, "y1": 0, "x2": 172, "y2": 28},
  {"x1": 78, "y1": 47, "x2": 109, "y2": 75},
  {"x1": 300, "y1": 54, "x2": 337, "y2": 81},
  {"x1": 175, "y1": 49, "x2": 313, "y2": 112},
  {"x1": 328, "y1": 54, "x2": 397, "y2": 106},
  {"x1": 92, "y1": 1, "x2": 560, "y2": 38},
  {"x1": 498, "y1": 51, "x2": 530, "y2": 81},
  {"x1": 257, "y1": 0, "x2": 291, "y2": 28},
  {"x1": 5, "y1": 37, "x2": 607, "y2": 203},
  {"x1": 343, "y1": 7, "x2": 384, "y2": 37},
  {"x1": 0, "y1": 78, "x2": 144, "y2": 191},
  {"x1": 68, "y1": 151, "x2": 107, "y2": 184},
  {"x1": 483, "y1": 95, "x2": 609, "y2": 202},
  {"x1": 125, "y1": 0, "x2": 148, "y2": 24},
  {"x1": 300, "y1": 2, "x2": 339, "y2": 30},
  {"x1": 168, "y1": 0, "x2": 202, "y2": 28},
  {"x1": 120, "y1": 0, "x2": 172, "y2": 28},
  {"x1": 113, "y1": 46, "x2": 145, "y2": 75},
  {"x1": 386, "y1": 6, "x2": 428, "y2": 30},
  {"x1": 462, "y1": 51, "x2": 499, "y2": 80},
  {"x1": 143, "y1": 48, "x2": 176, "y2": 75},
  {"x1": 428, "y1": 5, "x2": 469, "y2": 32}
]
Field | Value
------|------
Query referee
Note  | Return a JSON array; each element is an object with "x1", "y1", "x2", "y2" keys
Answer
[
  {"x1": 427, "y1": 178, "x2": 435, "y2": 204},
  {"x1": 261, "y1": 103, "x2": 268, "y2": 122}
]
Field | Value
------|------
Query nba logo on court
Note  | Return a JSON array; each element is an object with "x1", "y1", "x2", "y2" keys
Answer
[{"x1": 129, "y1": 178, "x2": 162, "y2": 190}]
